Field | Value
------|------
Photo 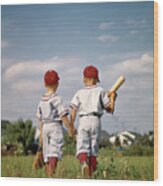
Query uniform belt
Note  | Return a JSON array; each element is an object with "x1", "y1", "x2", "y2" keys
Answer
[
  {"x1": 79, "y1": 113, "x2": 101, "y2": 118},
  {"x1": 43, "y1": 120, "x2": 62, "y2": 125}
]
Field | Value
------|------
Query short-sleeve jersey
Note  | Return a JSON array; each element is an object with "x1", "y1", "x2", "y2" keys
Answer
[
  {"x1": 70, "y1": 85, "x2": 110, "y2": 117},
  {"x1": 36, "y1": 93, "x2": 68, "y2": 124}
]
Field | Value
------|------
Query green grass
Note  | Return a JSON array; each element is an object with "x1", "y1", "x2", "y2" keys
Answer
[{"x1": 1, "y1": 149, "x2": 154, "y2": 180}]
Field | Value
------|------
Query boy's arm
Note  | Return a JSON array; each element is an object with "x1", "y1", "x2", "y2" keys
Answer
[
  {"x1": 61, "y1": 115, "x2": 76, "y2": 137},
  {"x1": 36, "y1": 103, "x2": 43, "y2": 147},
  {"x1": 70, "y1": 107, "x2": 78, "y2": 126},
  {"x1": 70, "y1": 91, "x2": 79, "y2": 124},
  {"x1": 39, "y1": 122, "x2": 43, "y2": 147},
  {"x1": 106, "y1": 92, "x2": 117, "y2": 114}
]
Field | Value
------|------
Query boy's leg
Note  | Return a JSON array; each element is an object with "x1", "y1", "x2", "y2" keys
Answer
[
  {"x1": 42, "y1": 125, "x2": 50, "y2": 175},
  {"x1": 78, "y1": 153, "x2": 90, "y2": 178},
  {"x1": 77, "y1": 133, "x2": 90, "y2": 177},
  {"x1": 77, "y1": 118, "x2": 92, "y2": 178},
  {"x1": 45, "y1": 157, "x2": 58, "y2": 177},
  {"x1": 78, "y1": 152, "x2": 97, "y2": 176},
  {"x1": 48, "y1": 157, "x2": 58, "y2": 176},
  {"x1": 45, "y1": 162, "x2": 49, "y2": 175},
  {"x1": 78, "y1": 152, "x2": 87, "y2": 164},
  {"x1": 89, "y1": 118, "x2": 101, "y2": 175},
  {"x1": 89, "y1": 155, "x2": 97, "y2": 174},
  {"x1": 45, "y1": 123, "x2": 64, "y2": 176}
]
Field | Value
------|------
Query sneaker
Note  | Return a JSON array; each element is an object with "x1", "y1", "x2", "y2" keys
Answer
[{"x1": 81, "y1": 162, "x2": 90, "y2": 178}]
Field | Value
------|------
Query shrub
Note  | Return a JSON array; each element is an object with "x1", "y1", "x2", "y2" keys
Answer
[{"x1": 124, "y1": 144, "x2": 153, "y2": 156}]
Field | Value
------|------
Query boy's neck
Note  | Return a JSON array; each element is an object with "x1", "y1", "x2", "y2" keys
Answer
[
  {"x1": 85, "y1": 82, "x2": 97, "y2": 87},
  {"x1": 44, "y1": 83, "x2": 58, "y2": 96},
  {"x1": 83, "y1": 77, "x2": 98, "y2": 87},
  {"x1": 47, "y1": 89, "x2": 56, "y2": 95},
  {"x1": 45, "y1": 87, "x2": 57, "y2": 96}
]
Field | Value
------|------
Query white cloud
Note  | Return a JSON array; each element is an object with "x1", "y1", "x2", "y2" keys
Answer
[
  {"x1": 98, "y1": 52, "x2": 143, "y2": 63},
  {"x1": 125, "y1": 19, "x2": 137, "y2": 25},
  {"x1": 99, "y1": 22, "x2": 114, "y2": 30},
  {"x1": 97, "y1": 34, "x2": 118, "y2": 43},
  {"x1": 4, "y1": 56, "x2": 84, "y2": 81},
  {"x1": 113, "y1": 53, "x2": 153, "y2": 74},
  {"x1": 98, "y1": 54, "x2": 113, "y2": 62},
  {"x1": 3, "y1": 56, "x2": 86, "y2": 92},
  {"x1": 4, "y1": 59, "x2": 59, "y2": 81},
  {"x1": 2, "y1": 54, "x2": 154, "y2": 133},
  {"x1": 130, "y1": 30, "x2": 139, "y2": 35},
  {"x1": 12, "y1": 79, "x2": 43, "y2": 92},
  {"x1": 1, "y1": 41, "x2": 10, "y2": 49},
  {"x1": 125, "y1": 19, "x2": 147, "y2": 26},
  {"x1": 100, "y1": 53, "x2": 154, "y2": 94}
]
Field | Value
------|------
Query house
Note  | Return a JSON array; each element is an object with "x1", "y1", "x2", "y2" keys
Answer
[{"x1": 109, "y1": 131, "x2": 136, "y2": 147}]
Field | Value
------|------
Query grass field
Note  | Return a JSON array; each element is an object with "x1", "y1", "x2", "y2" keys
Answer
[{"x1": 1, "y1": 148, "x2": 154, "y2": 180}]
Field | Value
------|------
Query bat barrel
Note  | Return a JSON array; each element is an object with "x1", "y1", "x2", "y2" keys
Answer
[{"x1": 109, "y1": 75, "x2": 125, "y2": 93}]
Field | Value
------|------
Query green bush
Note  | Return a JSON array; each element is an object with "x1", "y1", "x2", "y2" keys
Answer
[
  {"x1": 62, "y1": 133, "x2": 76, "y2": 156},
  {"x1": 124, "y1": 144, "x2": 153, "y2": 156},
  {"x1": 2, "y1": 119, "x2": 36, "y2": 155}
]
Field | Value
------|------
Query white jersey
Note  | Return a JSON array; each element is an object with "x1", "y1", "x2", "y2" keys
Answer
[
  {"x1": 70, "y1": 85, "x2": 110, "y2": 117},
  {"x1": 36, "y1": 93, "x2": 68, "y2": 124}
]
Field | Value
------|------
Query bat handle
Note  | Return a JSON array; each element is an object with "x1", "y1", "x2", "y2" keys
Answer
[
  {"x1": 108, "y1": 91, "x2": 116, "y2": 114},
  {"x1": 110, "y1": 97, "x2": 115, "y2": 114},
  {"x1": 108, "y1": 91, "x2": 113, "y2": 97}
]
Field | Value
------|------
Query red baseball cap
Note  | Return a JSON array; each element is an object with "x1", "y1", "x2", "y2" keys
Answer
[
  {"x1": 44, "y1": 70, "x2": 60, "y2": 85},
  {"x1": 83, "y1": 65, "x2": 100, "y2": 82}
]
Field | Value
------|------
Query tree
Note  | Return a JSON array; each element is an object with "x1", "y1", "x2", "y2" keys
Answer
[
  {"x1": 136, "y1": 132, "x2": 154, "y2": 147},
  {"x1": 2, "y1": 119, "x2": 36, "y2": 155},
  {"x1": 1, "y1": 120, "x2": 11, "y2": 136},
  {"x1": 99, "y1": 130, "x2": 111, "y2": 148}
]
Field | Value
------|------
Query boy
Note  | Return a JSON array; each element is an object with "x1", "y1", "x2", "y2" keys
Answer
[
  {"x1": 70, "y1": 65, "x2": 116, "y2": 177},
  {"x1": 36, "y1": 70, "x2": 75, "y2": 177}
]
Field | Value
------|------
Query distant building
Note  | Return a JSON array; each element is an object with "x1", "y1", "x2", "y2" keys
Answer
[{"x1": 109, "y1": 131, "x2": 136, "y2": 147}]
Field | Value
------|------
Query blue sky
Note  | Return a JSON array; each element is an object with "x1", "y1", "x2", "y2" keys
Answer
[{"x1": 1, "y1": 2, "x2": 154, "y2": 134}]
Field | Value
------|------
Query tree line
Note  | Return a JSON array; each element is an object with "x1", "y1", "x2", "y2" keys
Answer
[{"x1": 1, "y1": 119, "x2": 154, "y2": 156}]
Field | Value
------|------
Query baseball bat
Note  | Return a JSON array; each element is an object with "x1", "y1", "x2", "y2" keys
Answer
[
  {"x1": 109, "y1": 75, "x2": 125, "y2": 94},
  {"x1": 108, "y1": 75, "x2": 125, "y2": 114}
]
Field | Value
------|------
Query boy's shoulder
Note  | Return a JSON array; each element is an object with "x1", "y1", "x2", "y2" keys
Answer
[
  {"x1": 73, "y1": 88, "x2": 83, "y2": 95},
  {"x1": 84, "y1": 85, "x2": 104, "y2": 92},
  {"x1": 96, "y1": 86, "x2": 105, "y2": 91},
  {"x1": 75, "y1": 86, "x2": 105, "y2": 95}
]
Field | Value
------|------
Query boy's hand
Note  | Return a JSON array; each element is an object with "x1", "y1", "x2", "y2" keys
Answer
[
  {"x1": 108, "y1": 91, "x2": 117, "y2": 101},
  {"x1": 40, "y1": 134, "x2": 43, "y2": 147},
  {"x1": 107, "y1": 92, "x2": 118, "y2": 114},
  {"x1": 68, "y1": 127, "x2": 77, "y2": 139},
  {"x1": 39, "y1": 123, "x2": 43, "y2": 147}
]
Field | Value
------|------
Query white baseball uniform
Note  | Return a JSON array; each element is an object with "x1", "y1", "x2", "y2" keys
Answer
[
  {"x1": 70, "y1": 85, "x2": 110, "y2": 157},
  {"x1": 36, "y1": 92, "x2": 68, "y2": 162}
]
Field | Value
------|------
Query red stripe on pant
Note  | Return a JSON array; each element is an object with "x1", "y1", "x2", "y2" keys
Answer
[
  {"x1": 49, "y1": 157, "x2": 58, "y2": 169},
  {"x1": 46, "y1": 157, "x2": 58, "y2": 176},
  {"x1": 89, "y1": 156, "x2": 97, "y2": 174},
  {"x1": 78, "y1": 153, "x2": 88, "y2": 164}
]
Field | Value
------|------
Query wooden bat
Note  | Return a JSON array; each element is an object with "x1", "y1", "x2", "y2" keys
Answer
[
  {"x1": 108, "y1": 75, "x2": 125, "y2": 114},
  {"x1": 109, "y1": 75, "x2": 125, "y2": 94}
]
